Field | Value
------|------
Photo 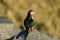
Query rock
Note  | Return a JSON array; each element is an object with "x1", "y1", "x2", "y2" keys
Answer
[
  {"x1": 0, "y1": 17, "x2": 20, "y2": 40},
  {"x1": 27, "y1": 30, "x2": 53, "y2": 40},
  {"x1": 15, "y1": 29, "x2": 53, "y2": 40}
]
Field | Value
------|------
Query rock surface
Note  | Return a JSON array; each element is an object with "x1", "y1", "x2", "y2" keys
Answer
[
  {"x1": 0, "y1": 17, "x2": 20, "y2": 40},
  {"x1": 27, "y1": 30, "x2": 53, "y2": 40},
  {"x1": 5, "y1": 30, "x2": 54, "y2": 40}
]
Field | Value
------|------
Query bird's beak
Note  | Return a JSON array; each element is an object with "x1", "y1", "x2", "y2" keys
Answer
[{"x1": 32, "y1": 11, "x2": 36, "y2": 15}]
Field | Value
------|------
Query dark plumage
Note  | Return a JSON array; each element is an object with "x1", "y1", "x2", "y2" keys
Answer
[{"x1": 24, "y1": 10, "x2": 34, "y2": 32}]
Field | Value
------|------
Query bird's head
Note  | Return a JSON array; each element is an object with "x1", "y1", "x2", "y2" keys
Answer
[{"x1": 28, "y1": 10, "x2": 36, "y2": 16}]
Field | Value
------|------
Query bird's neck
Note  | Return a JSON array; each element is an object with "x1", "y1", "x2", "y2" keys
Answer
[{"x1": 27, "y1": 14, "x2": 32, "y2": 18}]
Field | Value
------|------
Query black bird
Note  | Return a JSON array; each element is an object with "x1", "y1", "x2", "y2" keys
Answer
[{"x1": 24, "y1": 10, "x2": 36, "y2": 32}]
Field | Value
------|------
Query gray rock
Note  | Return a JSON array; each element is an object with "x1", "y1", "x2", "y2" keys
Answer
[
  {"x1": 0, "y1": 17, "x2": 13, "y2": 23},
  {"x1": 0, "y1": 17, "x2": 20, "y2": 40},
  {"x1": 15, "y1": 30, "x2": 53, "y2": 40},
  {"x1": 27, "y1": 30, "x2": 53, "y2": 40},
  {"x1": 1, "y1": 28, "x2": 53, "y2": 40}
]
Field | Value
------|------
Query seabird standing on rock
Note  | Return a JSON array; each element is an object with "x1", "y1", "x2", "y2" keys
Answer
[
  {"x1": 16, "y1": 10, "x2": 36, "y2": 40},
  {"x1": 24, "y1": 10, "x2": 36, "y2": 32}
]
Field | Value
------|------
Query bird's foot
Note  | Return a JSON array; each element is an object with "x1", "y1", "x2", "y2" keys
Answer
[{"x1": 31, "y1": 29, "x2": 36, "y2": 32}]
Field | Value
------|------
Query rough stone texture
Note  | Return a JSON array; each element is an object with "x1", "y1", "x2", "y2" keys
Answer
[
  {"x1": 5, "y1": 30, "x2": 54, "y2": 40},
  {"x1": 27, "y1": 30, "x2": 53, "y2": 40},
  {"x1": 0, "y1": 17, "x2": 20, "y2": 40}
]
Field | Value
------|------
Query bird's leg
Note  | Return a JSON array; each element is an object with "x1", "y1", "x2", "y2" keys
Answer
[
  {"x1": 28, "y1": 28, "x2": 32, "y2": 32},
  {"x1": 28, "y1": 27, "x2": 35, "y2": 32},
  {"x1": 31, "y1": 27, "x2": 35, "y2": 32}
]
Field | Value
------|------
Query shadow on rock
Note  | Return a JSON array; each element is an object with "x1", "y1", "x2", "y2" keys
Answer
[
  {"x1": 16, "y1": 30, "x2": 29, "y2": 40},
  {"x1": 5, "y1": 30, "x2": 29, "y2": 40},
  {"x1": 5, "y1": 35, "x2": 16, "y2": 40}
]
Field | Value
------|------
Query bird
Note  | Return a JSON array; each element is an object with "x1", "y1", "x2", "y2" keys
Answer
[{"x1": 24, "y1": 10, "x2": 36, "y2": 32}]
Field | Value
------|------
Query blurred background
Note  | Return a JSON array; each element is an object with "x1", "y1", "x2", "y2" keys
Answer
[{"x1": 0, "y1": 0, "x2": 60, "y2": 40}]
